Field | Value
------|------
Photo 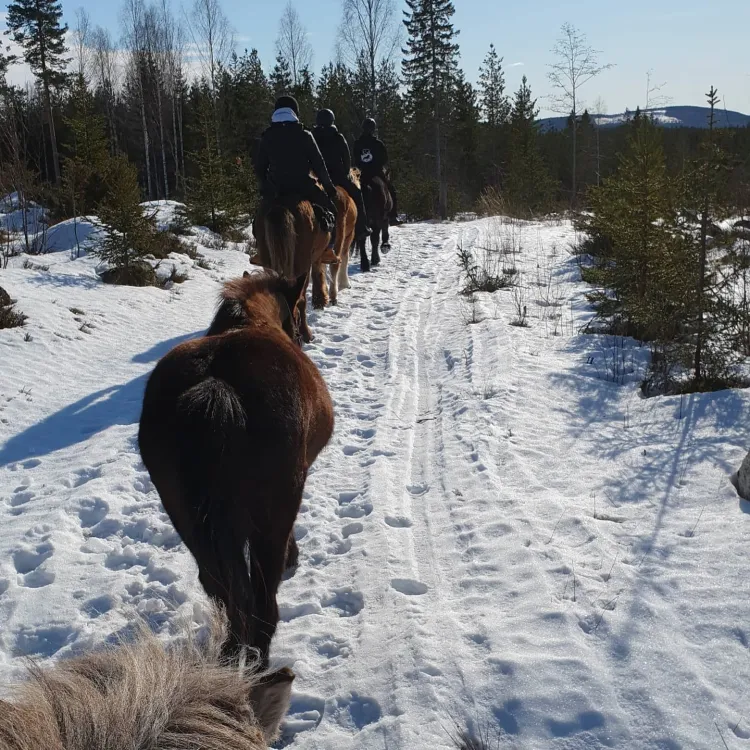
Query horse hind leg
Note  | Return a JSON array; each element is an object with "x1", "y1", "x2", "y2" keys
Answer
[
  {"x1": 329, "y1": 262, "x2": 340, "y2": 305},
  {"x1": 359, "y1": 236, "x2": 371, "y2": 273},
  {"x1": 311, "y1": 259, "x2": 328, "y2": 310},
  {"x1": 381, "y1": 222, "x2": 391, "y2": 253},
  {"x1": 371, "y1": 229, "x2": 381, "y2": 267},
  {"x1": 337, "y1": 243, "x2": 352, "y2": 291}
]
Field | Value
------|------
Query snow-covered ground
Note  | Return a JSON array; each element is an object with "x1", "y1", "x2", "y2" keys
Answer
[{"x1": 1, "y1": 215, "x2": 749, "y2": 748}]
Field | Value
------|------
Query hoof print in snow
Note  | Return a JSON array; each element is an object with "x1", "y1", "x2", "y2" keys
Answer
[
  {"x1": 322, "y1": 588, "x2": 364, "y2": 617},
  {"x1": 390, "y1": 578, "x2": 428, "y2": 596},
  {"x1": 328, "y1": 693, "x2": 382, "y2": 731}
]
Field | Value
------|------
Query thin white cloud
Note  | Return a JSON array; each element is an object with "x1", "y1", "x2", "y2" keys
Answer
[{"x1": 511, "y1": 62, "x2": 524, "y2": 68}]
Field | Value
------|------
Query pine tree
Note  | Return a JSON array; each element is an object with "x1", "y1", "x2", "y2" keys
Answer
[
  {"x1": 269, "y1": 53, "x2": 293, "y2": 97},
  {"x1": 402, "y1": 0, "x2": 460, "y2": 218},
  {"x1": 448, "y1": 71, "x2": 481, "y2": 209},
  {"x1": 95, "y1": 156, "x2": 158, "y2": 286},
  {"x1": 506, "y1": 77, "x2": 554, "y2": 215},
  {"x1": 478, "y1": 44, "x2": 510, "y2": 127},
  {"x1": 5, "y1": 0, "x2": 69, "y2": 183},
  {"x1": 292, "y1": 66, "x2": 316, "y2": 126},
  {"x1": 62, "y1": 74, "x2": 112, "y2": 219},
  {"x1": 186, "y1": 85, "x2": 242, "y2": 233},
  {"x1": 317, "y1": 62, "x2": 356, "y2": 137},
  {"x1": 587, "y1": 117, "x2": 687, "y2": 341}
]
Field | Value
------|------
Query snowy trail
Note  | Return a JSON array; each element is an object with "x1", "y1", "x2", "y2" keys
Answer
[{"x1": 2, "y1": 216, "x2": 750, "y2": 748}]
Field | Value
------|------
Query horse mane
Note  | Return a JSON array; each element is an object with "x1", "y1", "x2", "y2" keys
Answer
[
  {"x1": 208, "y1": 272, "x2": 287, "y2": 337},
  {"x1": 0, "y1": 608, "x2": 293, "y2": 750}
]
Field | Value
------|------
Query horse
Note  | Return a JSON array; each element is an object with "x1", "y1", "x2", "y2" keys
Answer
[
  {"x1": 0, "y1": 608, "x2": 295, "y2": 750},
  {"x1": 252, "y1": 193, "x2": 334, "y2": 343},
  {"x1": 357, "y1": 175, "x2": 393, "y2": 272},
  {"x1": 138, "y1": 271, "x2": 335, "y2": 665},
  {"x1": 311, "y1": 174, "x2": 359, "y2": 309}
]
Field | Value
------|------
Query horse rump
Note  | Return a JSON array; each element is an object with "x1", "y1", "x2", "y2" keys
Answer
[{"x1": 262, "y1": 203, "x2": 297, "y2": 281}]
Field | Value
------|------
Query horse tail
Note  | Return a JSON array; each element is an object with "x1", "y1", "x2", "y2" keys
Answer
[
  {"x1": 264, "y1": 205, "x2": 297, "y2": 281},
  {"x1": 176, "y1": 377, "x2": 257, "y2": 650}
]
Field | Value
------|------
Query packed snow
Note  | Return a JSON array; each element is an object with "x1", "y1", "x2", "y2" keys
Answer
[{"x1": 1, "y1": 212, "x2": 749, "y2": 748}]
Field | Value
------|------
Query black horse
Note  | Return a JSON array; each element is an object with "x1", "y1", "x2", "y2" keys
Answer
[{"x1": 358, "y1": 175, "x2": 392, "y2": 272}]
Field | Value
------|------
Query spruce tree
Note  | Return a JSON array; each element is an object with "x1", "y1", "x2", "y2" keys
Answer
[
  {"x1": 317, "y1": 62, "x2": 356, "y2": 137},
  {"x1": 402, "y1": 0, "x2": 460, "y2": 218},
  {"x1": 5, "y1": 0, "x2": 69, "y2": 183},
  {"x1": 95, "y1": 156, "x2": 158, "y2": 286},
  {"x1": 478, "y1": 44, "x2": 510, "y2": 128},
  {"x1": 292, "y1": 66, "x2": 316, "y2": 126},
  {"x1": 448, "y1": 71, "x2": 481, "y2": 209},
  {"x1": 62, "y1": 74, "x2": 111, "y2": 219},
  {"x1": 506, "y1": 77, "x2": 554, "y2": 215},
  {"x1": 269, "y1": 53, "x2": 293, "y2": 97}
]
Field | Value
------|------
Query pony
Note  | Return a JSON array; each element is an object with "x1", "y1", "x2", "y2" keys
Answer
[
  {"x1": 311, "y1": 173, "x2": 359, "y2": 309},
  {"x1": 358, "y1": 175, "x2": 393, "y2": 272},
  {"x1": 138, "y1": 271, "x2": 335, "y2": 665},
  {"x1": 252, "y1": 191, "x2": 334, "y2": 343},
  {"x1": 0, "y1": 608, "x2": 295, "y2": 750}
]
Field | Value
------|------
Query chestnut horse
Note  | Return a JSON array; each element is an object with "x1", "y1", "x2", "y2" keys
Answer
[
  {"x1": 311, "y1": 183, "x2": 358, "y2": 309},
  {"x1": 138, "y1": 272, "x2": 334, "y2": 665},
  {"x1": 252, "y1": 197, "x2": 332, "y2": 343},
  {"x1": 358, "y1": 176, "x2": 393, "y2": 272}
]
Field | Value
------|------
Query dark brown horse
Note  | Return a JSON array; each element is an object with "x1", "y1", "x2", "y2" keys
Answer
[
  {"x1": 138, "y1": 272, "x2": 334, "y2": 665},
  {"x1": 252, "y1": 197, "x2": 333, "y2": 343},
  {"x1": 358, "y1": 175, "x2": 393, "y2": 272}
]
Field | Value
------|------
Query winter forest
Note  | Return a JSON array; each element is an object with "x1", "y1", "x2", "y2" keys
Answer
[{"x1": 2, "y1": 1, "x2": 750, "y2": 747}]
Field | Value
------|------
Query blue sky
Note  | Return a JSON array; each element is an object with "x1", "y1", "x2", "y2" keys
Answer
[{"x1": 3, "y1": 0, "x2": 749, "y2": 117}]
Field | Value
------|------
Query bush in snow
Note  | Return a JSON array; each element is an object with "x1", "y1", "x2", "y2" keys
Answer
[{"x1": 0, "y1": 285, "x2": 27, "y2": 329}]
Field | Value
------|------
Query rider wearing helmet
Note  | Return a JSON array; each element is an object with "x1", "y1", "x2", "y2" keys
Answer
[
  {"x1": 353, "y1": 117, "x2": 400, "y2": 224},
  {"x1": 254, "y1": 95, "x2": 339, "y2": 238},
  {"x1": 312, "y1": 109, "x2": 370, "y2": 241}
]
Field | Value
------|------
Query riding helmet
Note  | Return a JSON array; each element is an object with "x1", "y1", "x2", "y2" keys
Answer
[
  {"x1": 274, "y1": 95, "x2": 299, "y2": 116},
  {"x1": 362, "y1": 117, "x2": 377, "y2": 135},
  {"x1": 316, "y1": 109, "x2": 335, "y2": 127}
]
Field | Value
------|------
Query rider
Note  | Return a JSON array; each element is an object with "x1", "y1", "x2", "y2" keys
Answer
[
  {"x1": 254, "y1": 95, "x2": 339, "y2": 243},
  {"x1": 312, "y1": 108, "x2": 370, "y2": 241},
  {"x1": 353, "y1": 117, "x2": 400, "y2": 225}
]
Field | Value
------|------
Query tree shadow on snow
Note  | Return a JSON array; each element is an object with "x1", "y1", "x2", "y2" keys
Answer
[
  {"x1": 0, "y1": 331, "x2": 201, "y2": 467},
  {"x1": 131, "y1": 330, "x2": 202, "y2": 363}
]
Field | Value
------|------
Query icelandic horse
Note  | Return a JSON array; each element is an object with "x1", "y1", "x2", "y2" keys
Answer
[
  {"x1": 138, "y1": 272, "x2": 334, "y2": 665},
  {"x1": 311, "y1": 172, "x2": 359, "y2": 308},
  {"x1": 358, "y1": 175, "x2": 393, "y2": 272}
]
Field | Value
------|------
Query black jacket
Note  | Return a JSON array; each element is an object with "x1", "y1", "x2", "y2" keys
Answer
[
  {"x1": 312, "y1": 125, "x2": 352, "y2": 182},
  {"x1": 255, "y1": 121, "x2": 335, "y2": 194},
  {"x1": 353, "y1": 133, "x2": 388, "y2": 176}
]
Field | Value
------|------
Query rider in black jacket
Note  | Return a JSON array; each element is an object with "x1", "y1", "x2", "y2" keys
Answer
[
  {"x1": 312, "y1": 109, "x2": 370, "y2": 240},
  {"x1": 254, "y1": 96, "x2": 338, "y2": 227},
  {"x1": 353, "y1": 118, "x2": 400, "y2": 224}
]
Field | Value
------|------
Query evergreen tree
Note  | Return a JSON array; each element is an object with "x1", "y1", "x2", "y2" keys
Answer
[
  {"x1": 448, "y1": 71, "x2": 481, "y2": 209},
  {"x1": 478, "y1": 44, "x2": 510, "y2": 127},
  {"x1": 506, "y1": 77, "x2": 554, "y2": 214},
  {"x1": 186, "y1": 85, "x2": 243, "y2": 233},
  {"x1": 269, "y1": 53, "x2": 293, "y2": 97},
  {"x1": 95, "y1": 156, "x2": 158, "y2": 285},
  {"x1": 402, "y1": 0, "x2": 460, "y2": 218},
  {"x1": 5, "y1": 0, "x2": 69, "y2": 183},
  {"x1": 292, "y1": 66, "x2": 316, "y2": 126},
  {"x1": 61, "y1": 74, "x2": 111, "y2": 219},
  {"x1": 317, "y1": 62, "x2": 356, "y2": 137}
]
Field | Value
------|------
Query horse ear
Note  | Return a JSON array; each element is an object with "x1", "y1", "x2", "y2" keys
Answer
[
  {"x1": 243, "y1": 270, "x2": 251, "y2": 278},
  {"x1": 249, "y1": 667, "x2": 295, "y2": 744}
]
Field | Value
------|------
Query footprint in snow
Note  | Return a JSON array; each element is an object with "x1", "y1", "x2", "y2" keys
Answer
[
  {"x1": 390, "y1": 578, "x2": 428, "y2": 596},
  {"x1": 274, "y1": 694, "x2": 325, "y2": 747},
  {"x1": 385, "y1": 515, "x2": 413, "y2": 528},
  {"x1": 327, "y1": 692, "x2": 382, "y2": 731},
  {"x1": 322, "y1": 588, "x2": 364, "y2": 617}
]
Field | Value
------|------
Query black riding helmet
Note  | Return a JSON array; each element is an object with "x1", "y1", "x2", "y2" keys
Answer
[
  {"x1": 274, "y1": 95, "x2": 299, "y2": 115},
  {"x1": 316, "y1": 109, "x2": 335, "y2": 127},
  {"x1": 362, "y1": 117, "x2": 377, "y2": 135}
]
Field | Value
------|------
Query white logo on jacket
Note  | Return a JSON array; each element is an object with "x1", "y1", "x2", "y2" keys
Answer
[{"x1": 360, "y1": 148, "x2": 373, "y2": 164}]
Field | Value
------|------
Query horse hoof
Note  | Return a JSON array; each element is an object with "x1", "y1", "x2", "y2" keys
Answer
[
  {"x1": 381, "y1": 243, "x2": 391, "y2": 253},
  {"x1": 372, "y1": 258, "x2": 381, "y2": 267}
]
